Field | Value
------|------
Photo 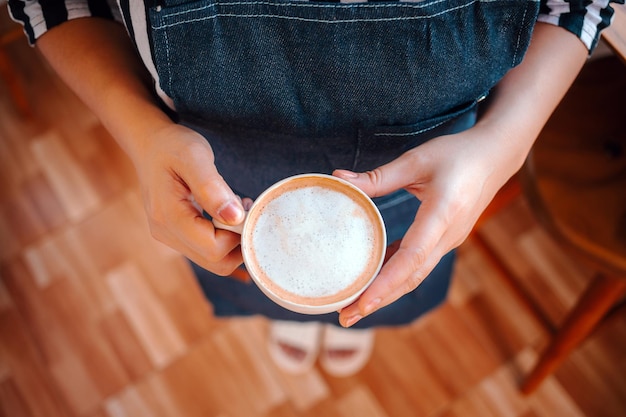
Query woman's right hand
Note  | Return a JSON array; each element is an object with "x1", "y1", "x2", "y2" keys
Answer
[
  {"x1": 134, "y1": 123, "x2": 247, "y2": 276},
  {"x1": 35, "y1": 19, "x2": 247, "y2": 275}
]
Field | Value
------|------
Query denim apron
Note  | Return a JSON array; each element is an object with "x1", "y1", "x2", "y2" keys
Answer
[{"x1": 147, "y1": 0, "x2": 539, "y2": 327}]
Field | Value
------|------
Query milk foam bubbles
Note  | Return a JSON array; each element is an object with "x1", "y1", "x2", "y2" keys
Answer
[{"x1": 250, "y1": 186, "x2": 375, "y2": 299}]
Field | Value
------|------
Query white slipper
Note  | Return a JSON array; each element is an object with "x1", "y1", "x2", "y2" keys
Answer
[
  {"x1": 267, "y1": 320, "x2": 322, "y2": 374},
  {"x1": 320, "y1": 324, "x2": 374, "y2": 377}
]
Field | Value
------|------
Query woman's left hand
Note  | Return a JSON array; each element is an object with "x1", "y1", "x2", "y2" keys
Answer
[
  {"x1": 334, "y1": 123, "x2": 521, "y2": 327},
  {"x1": 334, "y1": 22, "x2": 589, "y2": 327}
]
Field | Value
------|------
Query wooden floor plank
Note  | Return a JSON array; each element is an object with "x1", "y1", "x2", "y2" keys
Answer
[
  {"x1": 1, "y1": 12, "x2": 625, "y2": 417},
  {"x1": 106, "y1": 262, "x2": 187, "y2": 369},
  {"x1": 29, "y1": 131, "x2": 101, "y2": 223},
  {"x1": 0, "y1": 308, "x2": 71, "y2": 417}
]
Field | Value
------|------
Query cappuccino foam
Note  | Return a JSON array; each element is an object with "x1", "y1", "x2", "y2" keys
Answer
[{"x1": 246, "y1": 182, "x2": 380, "y2": 305}]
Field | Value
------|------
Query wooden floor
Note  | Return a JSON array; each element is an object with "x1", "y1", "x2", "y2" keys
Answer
[{"x1": 1, "y1": 17, "x2": 626, "y2": 417}]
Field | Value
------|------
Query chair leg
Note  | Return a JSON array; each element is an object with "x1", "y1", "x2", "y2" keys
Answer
[{"x1": 521, "y1": 273, "x2": 626, "y2": 394}]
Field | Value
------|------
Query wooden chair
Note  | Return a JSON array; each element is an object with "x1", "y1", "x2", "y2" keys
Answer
[
  {"x1": 475, "y1": 55, "x2": 626, "y2": 394},
  {"x1": 518, "y1": 55, "x2": 626, "y2": 394}
]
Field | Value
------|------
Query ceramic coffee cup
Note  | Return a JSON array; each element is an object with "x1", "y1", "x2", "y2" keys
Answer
[{"x1": 214, "y1": 173, "x2": 387, "y2": 314}]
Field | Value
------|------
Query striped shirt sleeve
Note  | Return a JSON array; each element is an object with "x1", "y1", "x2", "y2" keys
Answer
[
  {"x1": 539, "y1": 0, "x2": 626, "y2": 52},
  {"x1": 8, "y1": 0, "x2": 121, "y2": 45}
]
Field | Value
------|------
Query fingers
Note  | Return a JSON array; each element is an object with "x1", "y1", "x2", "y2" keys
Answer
[
  {"x1": 148, "y1": 184, "x2": 244, "y2": 275},
  {"x1": 338, "y1": 199, "x2": 450, "y2": 327},
  {"x1": 241, "y1": 197, "x2": 254, "y2": 211},
  {"x1": 139, "y1": 127, "x2": 247, "y2": 278},
  {"x1": 179, "y1": 235, "x2": 244, "y2": 276},
  {"x1": 333, "y1": 150, "x2": 427, "y2": 198},
  {"x1": 179, "y1": 146, "x2": 245, "y2": 226},
  {"x1": 333, "y1": 138, "x2": 487, "y2": 326}
]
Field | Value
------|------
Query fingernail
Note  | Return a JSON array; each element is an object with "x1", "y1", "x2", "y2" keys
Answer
[
  {"x1": 243, "y1": 199, "x2": 254, "y2": 211},
  {"x1": 218, "y1": 200, "x2": 244, "y2": 224},
  {"x1": 344, "y1": 314, "x2": 362, "y2": 328},
  {"x1": 364, "y1": 298, "x2": 381, "y2": 314},
  {"x1": 338, "y1": 170, "x2": 358, "y2": 179}
]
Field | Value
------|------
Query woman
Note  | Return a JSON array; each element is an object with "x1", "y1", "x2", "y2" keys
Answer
[{"x1": 8, "y1": 0, "x2": 622, "y2": 375}]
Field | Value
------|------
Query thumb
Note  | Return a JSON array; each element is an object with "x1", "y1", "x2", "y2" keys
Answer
[
  {"x1": 333, "y1": 153, "x2": 423, "y2": 198},
  {"x1": 179, "y1": 156, "x2": 245, "y2": 226}
]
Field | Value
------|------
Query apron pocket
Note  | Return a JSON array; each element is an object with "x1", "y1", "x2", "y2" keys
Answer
[{"x1": 353, "y1": 97, "x2": 479, "y2": 172}]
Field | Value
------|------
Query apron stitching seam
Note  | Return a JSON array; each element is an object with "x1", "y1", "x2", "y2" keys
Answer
[
  {"x1": 164, "y1": 28, "x2": 173, "y2": 97},
  {"x1": 151, "y1": 0, "x2": 479, "y2": 28},
  {"x1": 154, "y1": 0, "x2": 454, "y2": 21},
  {"x1": 373, "y1": 118, "x2": 447, "y2": 137},
  {"x1": 512, "y1": 5, "x2": 529, "y2": 64}
]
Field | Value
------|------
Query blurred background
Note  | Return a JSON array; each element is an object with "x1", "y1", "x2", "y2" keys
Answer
[{"x1": 1, "y1": 5, "x2": 626, "y2": 417}]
